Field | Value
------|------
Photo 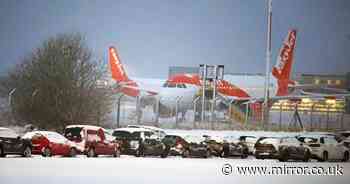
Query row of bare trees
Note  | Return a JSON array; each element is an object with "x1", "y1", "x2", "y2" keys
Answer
[{"x1": 0, "y1": 33, "x2": 113, "y2": 130}]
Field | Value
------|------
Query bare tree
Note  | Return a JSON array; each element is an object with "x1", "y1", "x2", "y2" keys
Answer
[{"x1": 0, "y1": 33, "x2": 113, "y2": 130}]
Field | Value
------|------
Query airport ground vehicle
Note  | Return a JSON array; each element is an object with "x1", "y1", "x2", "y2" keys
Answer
[
  {"x1": 0, "y1": 127, "x2": 32, "y2": 157},
  {"x1": 23, "y1": 131, "x2": 82, "y2": 157},
  {"x1": 181, "y1": 136, "x2": 211, "y2": 158},
  {"x1": 64, "y1": 125, "x2": 120, "y2": 157},
  {"x1": 298, "y1": 134, "x2": 349, "y2": 162},
  {"x1": 238, "y1": 135, "x2": 258, "y2": 154}
]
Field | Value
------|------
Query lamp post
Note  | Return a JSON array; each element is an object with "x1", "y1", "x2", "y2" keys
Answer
[{"x1": 263, "y1": 0, "x2": 272, "y2": 130}]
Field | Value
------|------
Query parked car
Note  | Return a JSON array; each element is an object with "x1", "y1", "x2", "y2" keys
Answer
[
  {"x1": 137, "y1": 135, "x2": 169, "y2": 158},
  {"x1": 221, "y1": 136, "x2": 249, "y2": 158},
  {"x1": 298, "y1": 134, "x2": 349, "y2": 162},
  {"x1": 203, "y1": 135, "x2": 224, "y2": 157},
  {"x1": 238, "y1": 135, "x2": 258, "y2": 154},
  {"x1": 162, "y1": 134, "x2": 188, "y2": 156},
  {"x1": 255, "y1": 136, "x2": 311, "y2": 162},
  {"x1": 181, "y1": 135, "x2": 211, "y2": 158},
  {"x1": 23, "y1": 131, "x2": 82, "y2": 157},
  {"x1": 277, "y1": 137, "x2": 311, "y2": 162},
  {"x1": 112, "y1": 127, "x2": 154, "y2": 155},
  {"x1": 0, "y1": 127, "x2": 32, "y2": 157},
  {"x1": 64, "y1": 125, "x2": 120, "y2": 157},
  {"x1": 254, "y1": 137, "x2": 281, "y2": 159}
]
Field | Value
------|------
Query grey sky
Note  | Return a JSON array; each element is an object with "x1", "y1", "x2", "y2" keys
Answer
[{"x1": 1, "y1": 0, "x2": 349, "y2": 78}]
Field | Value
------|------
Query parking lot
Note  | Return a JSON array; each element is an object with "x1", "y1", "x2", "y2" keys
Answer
[{"x1": 1, "y1": 155, "x2": 349, "y2": 184}]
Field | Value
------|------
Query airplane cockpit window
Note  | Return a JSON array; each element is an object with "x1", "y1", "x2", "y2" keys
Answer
[
  {"x1": 176, "y1": 84, "x2": 187, "y2": 88},
  {"x1": 163, "y1": 82, "x2": 187, "y2": 88}
]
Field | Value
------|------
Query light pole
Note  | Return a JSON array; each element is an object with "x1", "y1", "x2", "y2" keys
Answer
[
  {"x1": 193, "y1": 96, "x2": 201, "y2": 128},
  {"x1": 116, "y1": 94, "x2": 124, "y2": 128},
  {"x1": 263, "y1": 0, "x2": 272, "y2": 130},
  {"x1": 175, "y1": 96, "x2": 182, "y2": 128}
]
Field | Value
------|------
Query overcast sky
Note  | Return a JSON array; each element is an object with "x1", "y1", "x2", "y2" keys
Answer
[{"x1": 1, "y1": 0, "x2": 350, "y2": 78}]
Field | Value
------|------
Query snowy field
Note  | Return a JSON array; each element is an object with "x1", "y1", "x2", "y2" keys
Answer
[{"x1": 0, "y1": 155, "x2": 349, "y2": 184}]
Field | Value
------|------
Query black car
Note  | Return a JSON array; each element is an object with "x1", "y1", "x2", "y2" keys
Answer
[
  {"x1": 113, "y1": 127, "x2": 168, "y2": 158},
  {"x1": 137, "y1": 137, "x2": 169, "y2": 158},
  {"x1": 181, "y1": 136, "x2": 211, "y2": 158},
  {"x1": 0, "y1": 127, "x2": 32, "y2": 157},
  {"x1": 222, "y1": 140, "x2": 249, "y2": 158}
]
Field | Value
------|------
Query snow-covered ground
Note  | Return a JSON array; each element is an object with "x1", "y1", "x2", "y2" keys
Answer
[{"x1": 0, "y1": 155, "x2": 349, "y2": 184}]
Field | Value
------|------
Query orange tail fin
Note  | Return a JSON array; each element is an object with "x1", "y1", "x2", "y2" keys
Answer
[
  {"x1": 272, "y1": 29, "x2": 297, "y2": 96},
  {"x1": 109, "y1": 46, "x2": 129, "y2": 82}
]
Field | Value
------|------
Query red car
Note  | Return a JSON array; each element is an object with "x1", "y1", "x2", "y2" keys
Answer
[
  {"x1": 64, "y1": 125, "x2": 120, "y2": 157},
  {"x1": 23, "y1": 131, "x2": 82, "y2": 157}
]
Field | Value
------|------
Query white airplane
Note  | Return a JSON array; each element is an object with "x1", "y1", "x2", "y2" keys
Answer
[
  {"x1": 108, "y1": 46, "x2": 198, "y2": 118},
  {"x1": 168, "y1": 29, "x2": 350, "y2": 103}
]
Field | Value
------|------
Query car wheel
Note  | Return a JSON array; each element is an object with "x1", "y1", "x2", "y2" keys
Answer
[
  {"x1": 204, "y1": 150, "x2": 211, "y2": 158},
  {"x1": 321, "y1": 151, "x2": 328, "y2": 162},
  {"x1": 241, "y1": 153, "x2": 248, "y2": 159},
  {"x1": 42, "y1": 147, "x2": 51, "y2": 157},
  {"x1": 87, "y1": 147, "x2": 96, "y2": 158},
  {"x1": 160, "y1": 151, "x2": 168, "y2": 158},
  {"x1": 241, "y1": 149, "x2": 248, "y2": 159},
  {"x1": 342, "y1": 151, "x2": 349, "y2": 162},
  {"x1": 135, "y1": 148, "x2": 143, "y2": 157},
  {"x1": 278, "y1": 151, "x2": 288, "y2": 162},
  {"x1": 220, "y1": 151, "x2": 225, "y2": 158},
  {"x1": 182, "y1": 149, "x2": 190, "y2": 158},
  {"x1": 0, "y1": 146, "x2": 5, "y2": 157},
  {"x1": 22, "y1": 146, "x2": 31, "y2": 157},
  {"x1": 303, "y1": 149, "x2": 310, "y2": 162},
  {"x1": 69, "y1": 148, "x2": 77, "y2": 157},
  {"x1": 114, "y1": 148, "x2": 121, "y2": 158}
]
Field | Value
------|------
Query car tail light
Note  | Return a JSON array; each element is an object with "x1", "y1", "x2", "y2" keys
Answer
[{"x1": 309, "y1": 144, "x2": 321, "y2": 147}]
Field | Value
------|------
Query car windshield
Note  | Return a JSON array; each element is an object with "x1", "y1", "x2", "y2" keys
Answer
[
  {"x1": 298, "y1": 137, "x2": 318, "y2": 143},
  {"x1": 113, "y1": 131, "x2": 131, "y2": 139},
  {"x1": 64, "y1": 127, "x2": 83, "y2": 141}
]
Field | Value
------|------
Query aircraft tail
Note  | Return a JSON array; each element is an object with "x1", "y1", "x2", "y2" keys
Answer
[
  {"x1": 109, "y1": 46, "x2": 129, "y2": 82},
  {"x1": 272, "y1": 29, "x2": 297, "y2": 96}
]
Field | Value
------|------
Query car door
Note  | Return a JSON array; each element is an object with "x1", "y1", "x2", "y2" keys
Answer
[
  {"x1": 324, "y1": 137, "x2": 338, "y2": 159},
  {"x1": 7, "y1": 130, "x2": 22, "y2": 153}
]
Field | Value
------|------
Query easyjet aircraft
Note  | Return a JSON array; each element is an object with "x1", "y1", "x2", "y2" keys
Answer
[
  {"x1": 168, "y1": 29, "x2": 350, "y2": 103},
  {"x1": 108, "y1": 46, "x2": 198, "y2": 118}
]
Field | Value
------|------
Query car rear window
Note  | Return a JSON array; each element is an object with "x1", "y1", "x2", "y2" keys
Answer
[
  {"x1": 257, "y1": 138, "x2": 280, "y2": 144},
  {"x1": 113, "y1": 131, "x2": 131, "y2": 139},
  {"x1": 64, "y1": 127, "x2": 83, "y2": 140}
]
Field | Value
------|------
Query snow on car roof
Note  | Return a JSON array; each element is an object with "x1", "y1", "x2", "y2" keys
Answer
[
  {"x1": 126, "y1": 125, "x2": 165, "y2": 132},
  {"x1": 65, "y1": 124, "x2": 103, "y2": 131},
  {"x1": 114, "y1": 127, "x2": 153, "y2": 133},
  {"x1": 0, "y1": 127, "x2": 11, "y2": 131},
  {"x1": 23, "y1": 131, "x2": 67, "y2": 143},
  {"x1": 184, "y1": 135, "x2": 205, "y2": 143}
]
